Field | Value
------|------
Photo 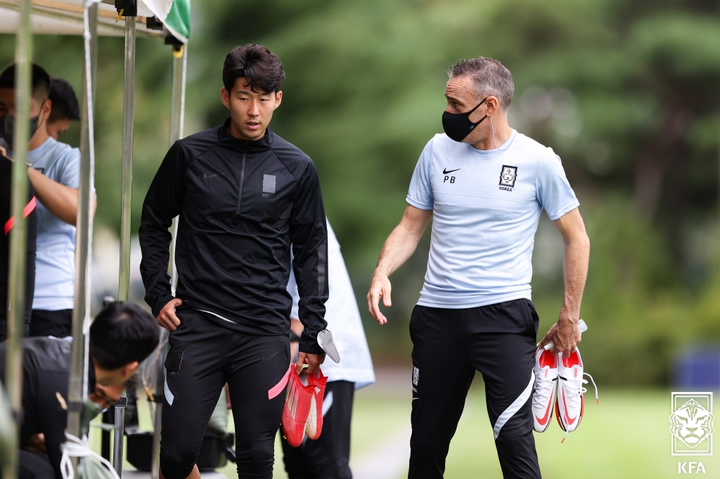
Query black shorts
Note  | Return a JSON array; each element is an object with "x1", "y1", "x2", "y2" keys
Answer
[
  {"x1": 160, "y1": 307, "x2": 290, "y2": 479},
  {"x1": 29, "y1": 309, "x2": 72, "y2": 338},
  {"x1": 408, "y1": 299, "x2": 541, "y2": 479}
]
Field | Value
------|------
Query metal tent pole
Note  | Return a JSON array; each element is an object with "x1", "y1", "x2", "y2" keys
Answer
[
  {"x1": 169, "y1": 44, "x2": 187, "y2": 146},
  {"x1": 66, "y1": 0, "x2": 98, "y2": 447},
  {"x1": 150, "y1": 42, "x2": 187, "y2": 479},
  {"x1": 118, "y1": 15, "x2": 136, "y2": 305},
  {"x1": 112, "y1": 12, "x2": 136, "y2": 477},
  {"x1": 3, "y1": 0, "x2": 33, "y2": 476},
  {"x1": 0, "y1": 384, "x2": 15, "y2": 474}
]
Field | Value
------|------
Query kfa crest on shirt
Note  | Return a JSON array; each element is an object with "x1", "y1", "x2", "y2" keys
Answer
[
  {"x1": 262, "y1": 174, "x2": 276, "y2": 198},
  {"x1": 499, "y1": 165, "x2": 517, "y2": 191}
]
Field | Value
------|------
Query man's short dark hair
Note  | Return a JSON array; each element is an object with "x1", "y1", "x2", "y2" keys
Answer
[
  {"x1": 90, "y1": 301, "x2": 159, "y2": 371},
  {"x1": 222, "y1": 44, "x2": 285, "y2": 94},
  {"x1": 48, "y1": 76, "x2": 80, "y2": 123},
  {"x1": 448, "y1": 57, "x2": 514, "y2": 111},
  {"x1": 0, "y1": 63, "x2": 51, "y2": 104}
]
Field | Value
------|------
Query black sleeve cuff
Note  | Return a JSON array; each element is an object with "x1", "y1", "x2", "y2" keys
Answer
[
  {"x1": 151, "y1": 294, "x2": 175, "y2": 319},
  {"x1": 299, "y1": 331, "x2": 324, "y2": 355}
]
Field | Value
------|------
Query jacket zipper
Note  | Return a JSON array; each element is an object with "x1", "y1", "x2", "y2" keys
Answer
[{"x1": 235, "y1": 143, "x2": 247, "y2": 216}]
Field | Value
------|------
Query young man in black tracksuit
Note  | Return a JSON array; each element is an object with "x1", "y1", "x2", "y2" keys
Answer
[{"x1": 139, "y1": 44, "x2": 329, "y2": 479}]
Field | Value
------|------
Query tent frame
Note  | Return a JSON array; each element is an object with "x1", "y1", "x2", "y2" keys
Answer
[
  {"x1": 2, "y1": 1, "x2": 187, "y2": 477},
  {"x1": 4, "y1": 1, "x2": 33, "y2": 477}
]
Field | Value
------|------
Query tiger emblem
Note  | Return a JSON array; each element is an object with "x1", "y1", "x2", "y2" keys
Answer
[
  {"x1": 499, "y1": 165, "x2": 517, "y2": 188},
  {"x1": 670, "y1": 399, "x2": 715, "y2": 449}
]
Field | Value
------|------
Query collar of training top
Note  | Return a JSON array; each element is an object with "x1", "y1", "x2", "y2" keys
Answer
[{"x1": 219, "y1": 118, "x2": 274, "y2": 149}]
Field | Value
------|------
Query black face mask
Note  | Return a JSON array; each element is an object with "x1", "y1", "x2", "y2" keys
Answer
[
  {"x1": 441, "y1": 97, "x2": 488, "y2": 142},
  {"x1": 0, "y1": 109, "x2": 43, "y2": 152}
]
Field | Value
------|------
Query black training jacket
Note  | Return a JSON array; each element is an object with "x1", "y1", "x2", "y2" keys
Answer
[{"x1": 139, "y1": 120, "x2": 328, "y2": 353}]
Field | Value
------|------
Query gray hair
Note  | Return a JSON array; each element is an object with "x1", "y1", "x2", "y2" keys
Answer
[{"x1": 447, "y1": 57, "x2": 514, "y2": 111}]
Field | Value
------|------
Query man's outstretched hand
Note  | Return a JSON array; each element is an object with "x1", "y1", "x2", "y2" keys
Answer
[{"x1": 367, "y1": 272, "x2": 392, "y2": 325}]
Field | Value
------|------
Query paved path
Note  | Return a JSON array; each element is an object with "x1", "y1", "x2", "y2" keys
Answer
[
  {"x1": 352, "y1": 422, "x2": 411, "y2": 479},
  {"x1": 350, "y1": 366, "x2": 411, "y2": 479}
]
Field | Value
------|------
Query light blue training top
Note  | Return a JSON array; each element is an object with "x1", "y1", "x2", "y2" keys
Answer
[
  {"x1": 27, "y1": 137, "x2": 81, "y2": 311},
  {"x1": 406, "y1": 130, "x2": 579, "y2": 309}
]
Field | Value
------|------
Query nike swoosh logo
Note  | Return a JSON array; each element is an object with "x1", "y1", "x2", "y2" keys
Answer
[
  {"x1": 561, "y1": 389, "x2": 578, "y2": 425},
  {"x1": 536, "y1": 397, "x2": 554, "y2": 426},
  {"x1": 443, "y1": 168, "x2": 460, "y2": 174}
]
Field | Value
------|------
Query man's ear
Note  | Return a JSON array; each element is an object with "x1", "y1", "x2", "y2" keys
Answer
[
  {"x1": 120, "y1": 361, "x2": 140, "y2": 381},
  {"x1": 274, "y1": 90, "x2": 283, "y2": 110},
  {"x1": 221, "y1": 87, "x2": 230, "y2": 109},
  {"x1": 42, "y1": 98, "x2": 52, "y2": 117},
  {"x1": 485, "y1": 96, "x2": 500, "y2": 117}
]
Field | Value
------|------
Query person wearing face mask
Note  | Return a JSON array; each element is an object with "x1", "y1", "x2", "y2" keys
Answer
[
  {"x1": 367, "y1": 57, "x2": 590, "y2": 478},
  {"x1": 0, "y1": 64, "x2": 95, "y2": 339}
]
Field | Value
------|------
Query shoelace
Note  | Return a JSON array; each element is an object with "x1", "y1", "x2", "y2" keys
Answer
[
  {"x1": 561, "y1": 372, "x2": 599, "y2": 443},
  {"x1": 532, "y1": 375, "x2": 557, "y2": 409}
]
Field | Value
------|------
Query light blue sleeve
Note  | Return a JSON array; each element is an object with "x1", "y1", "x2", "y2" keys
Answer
[
  {"x1": 405, "y1": 139, "x2": 434, "y2": 210},
  {"x1": 56, "y1": 147, "x2": 81, "y2": 189},
  {"x1": 536, "y1": 150, "x2": 580, "y2": 220}
]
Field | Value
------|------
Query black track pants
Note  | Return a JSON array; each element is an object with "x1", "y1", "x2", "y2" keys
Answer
[
  {"x1": 408, "y1": 300, "x2": 541, "y2": 479},
  {"x1": 160, "y1": 308, "x2": 290, "y2": 479}
]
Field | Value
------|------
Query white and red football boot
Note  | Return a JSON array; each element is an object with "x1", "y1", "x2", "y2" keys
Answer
[
  {"x1": 282, "y1": 370, "x2": 314, "y2": 447},
  {"x1": 555, "y1": 348, "x2": 598, "y2": 441},
  {"x1": 532, "y1": 348, "x2": 558, "y2": 432},
  {"x1": 304, "y1": 369, "x2": 328, "y2": 440}
]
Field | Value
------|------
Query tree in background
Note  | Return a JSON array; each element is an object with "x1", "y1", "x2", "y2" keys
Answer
[{"x1": 3, "y1": 0, "x2": 720, "y2": 384}]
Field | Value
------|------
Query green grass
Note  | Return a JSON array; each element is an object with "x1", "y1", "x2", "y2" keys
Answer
[
  {"x1": 445, "y1": 387, "x2": 720, "y2": 479},
  {"x1": 93, "y1": 385, "x2": 720, "y2": 478},
  {"x1": 212, "y1": 386, "x2": 720, "y2": 478}
]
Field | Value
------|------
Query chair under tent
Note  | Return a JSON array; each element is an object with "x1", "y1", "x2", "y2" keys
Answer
[{"x1": 0, "y1": 1, "x2": 230, "y2": 477}]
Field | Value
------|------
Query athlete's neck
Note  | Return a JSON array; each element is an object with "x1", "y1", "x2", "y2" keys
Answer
[
  {"x1": 29, "y1": 123, "x2": 50, "y2": 151},
  {"x1": 470, "y1": 115, "x2": 512, "y2": 151}
]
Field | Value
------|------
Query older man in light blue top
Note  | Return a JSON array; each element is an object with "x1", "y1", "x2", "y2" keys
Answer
[{"x1": 368, "y1": 57, "x2": 590, "y2": 479}]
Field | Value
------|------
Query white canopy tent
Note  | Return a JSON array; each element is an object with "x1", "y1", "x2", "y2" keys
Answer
[
  {"x1": 0, "y1": 0, "x2": 189, "y2": 42},
  {"x1": 1, "y1": 1, "x2": 189, "y2": 477}
]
